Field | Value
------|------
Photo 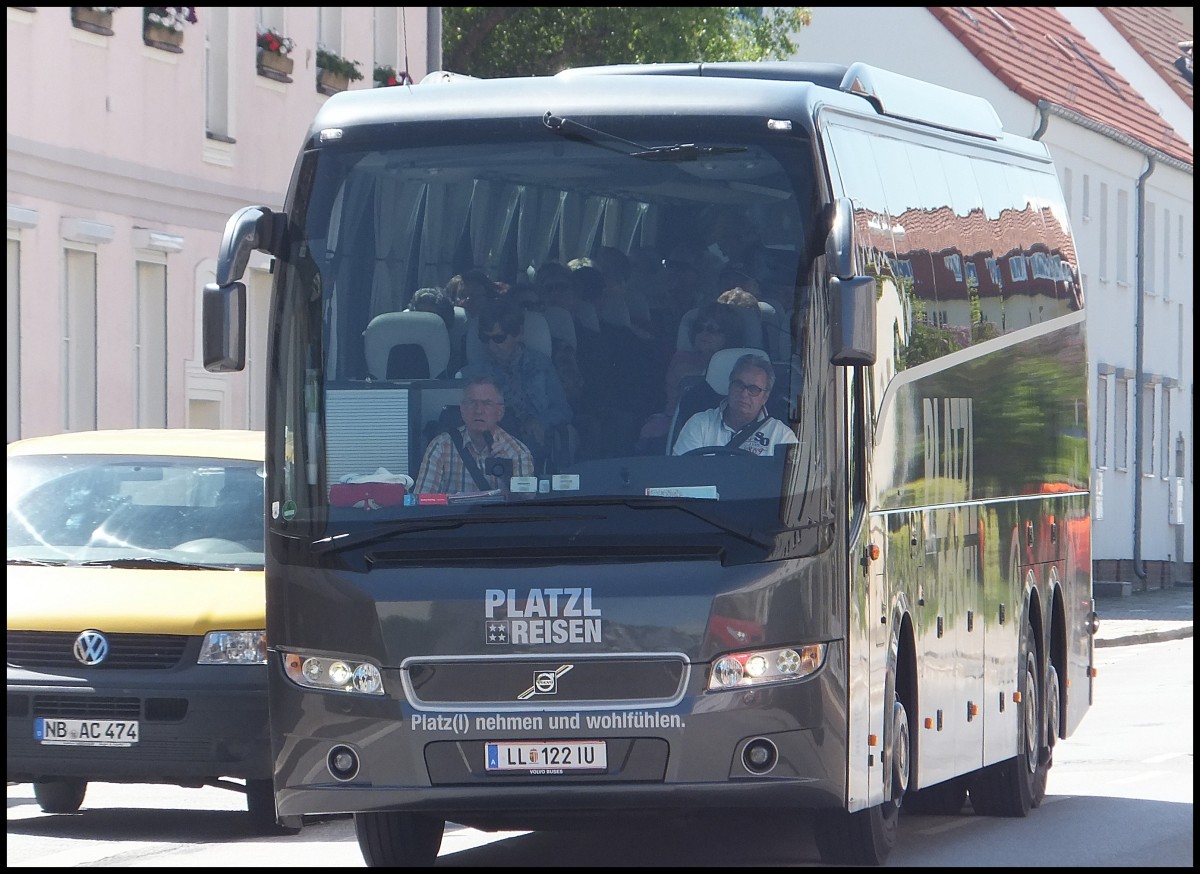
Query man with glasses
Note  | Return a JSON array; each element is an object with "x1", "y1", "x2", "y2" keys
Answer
[
  {"x1": 413, "y1": 376, "x2": 534, "y2": 495},
  {"x1": 671, "y1": 353, "x2": 797, "y2": 456},
  {"x1": 461, "y1": 297, "x2": 572, "y2": 470}
]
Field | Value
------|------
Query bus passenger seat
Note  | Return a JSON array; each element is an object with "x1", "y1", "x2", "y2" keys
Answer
[{"x1": 363, "y1": 311, "x2": 451, "y2": 380}]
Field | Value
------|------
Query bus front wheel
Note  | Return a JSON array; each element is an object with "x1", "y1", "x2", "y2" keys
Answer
[
  {"x1": 355, "y1": 811, "x2": 445, "y2": 867},
  {"x1": 814, "y1": 693, "x2": 908, "y2": 865}
]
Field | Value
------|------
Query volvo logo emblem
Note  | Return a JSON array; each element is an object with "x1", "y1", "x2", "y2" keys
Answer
[
  {"x1": 73, "y1": 630, "x2": 110, "y2": 666},
  {"x1": 517, "y1": 664, "x2": 574, "y2": 700}
]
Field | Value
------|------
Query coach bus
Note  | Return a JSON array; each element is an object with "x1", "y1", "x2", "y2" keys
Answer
[{"x1": 203, "y1": 61, "x2": 1095, "y2": 866}]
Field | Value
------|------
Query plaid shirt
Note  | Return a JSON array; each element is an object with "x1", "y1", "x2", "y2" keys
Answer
[{"x1": 413, "y1": 426, "x2": 535, "y2": 495}]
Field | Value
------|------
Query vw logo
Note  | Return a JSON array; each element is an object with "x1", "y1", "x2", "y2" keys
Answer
[{"x1": 73, "y1": 630, "x2": 110, "y2": 666}]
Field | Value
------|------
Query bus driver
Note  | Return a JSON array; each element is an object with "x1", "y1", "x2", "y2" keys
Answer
[{"x1": 671, "y1": 353, "x2": 798, "y2": 456}]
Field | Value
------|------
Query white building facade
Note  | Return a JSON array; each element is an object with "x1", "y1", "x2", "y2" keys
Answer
[
  {"x1": 7, "y1": 6, "x2": 438, "y2": 438},
  {"x1": 787, "y1": 7, "x2": 1193, "y2": 584}
]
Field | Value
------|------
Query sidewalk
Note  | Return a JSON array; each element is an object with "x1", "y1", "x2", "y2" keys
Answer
[{"x1": 1093, "y1": 582, "x2": 1194, "y2": 648}]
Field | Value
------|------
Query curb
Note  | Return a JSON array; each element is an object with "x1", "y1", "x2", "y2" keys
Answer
[{"x1": 1095, "y1": 625, "x2": 1194, "y2": 648}]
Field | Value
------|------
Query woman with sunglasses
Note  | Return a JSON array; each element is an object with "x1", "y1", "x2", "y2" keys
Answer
[
  {"x1": 461, "y1": 297, "x2": 572, "y2": 469},
  {"x1": 636, "y1": 300, "x2": 742, "y2": 453}
]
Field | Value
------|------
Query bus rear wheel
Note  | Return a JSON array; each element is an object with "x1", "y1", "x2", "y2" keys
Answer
[
  {"x1": 969, "y1": 617, "x2": 1049, "y2": 816},
  {"x1": 355, "y1": 811, "x2": 445, "y2": 867}
]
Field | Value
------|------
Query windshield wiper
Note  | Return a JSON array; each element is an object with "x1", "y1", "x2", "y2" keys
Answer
[
  {"x1": 311, "y1": 513, "x2": 564, "y2": 555},
  {"x1": 511, "y1": 494, "x2": 775, "y2": 550},
  {"x1": 543, "y1": 113, "x2": 746, "y2": 162},
  {"x1": 74, "y1": 557, "x2": 240, "y2": 570}
]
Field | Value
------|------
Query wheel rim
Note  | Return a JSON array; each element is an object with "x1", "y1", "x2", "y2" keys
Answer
[
  {"x1": 1045, "y1": 664, "x2": 1060, "y2": 753},
  {"x1": 891, "y1": 698, "x2": 910, "y2": 801},
  {"x1": 1022, "y1": 652, "x2": 1040, "y2": 774}
]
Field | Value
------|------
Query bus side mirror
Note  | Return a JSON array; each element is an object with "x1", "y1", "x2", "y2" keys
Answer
[
  {"x1": 830, "y1": 275, "x2": 877, "y2": 366},
  {"x1": 824, "y1": 197, "x2": 877, "y2": 365},
  {"x1": 202, "y1": 280, "x2": 247, "y2": 373}
]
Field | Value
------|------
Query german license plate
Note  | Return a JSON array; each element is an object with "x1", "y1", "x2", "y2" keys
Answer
[
  {"x1": 485, "y1": 740, "x2": 607, "y2": 772},
  {"x1": 35, "y1": 718, "x2": 139, "y2": 747}
]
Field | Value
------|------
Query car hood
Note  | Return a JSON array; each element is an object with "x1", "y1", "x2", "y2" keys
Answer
[{"x1": 6, "y1": 565, "x2": 265, "y2": 634}]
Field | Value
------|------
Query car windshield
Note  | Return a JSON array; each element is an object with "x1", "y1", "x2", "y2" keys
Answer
[{"x1": 7, "y1": 454, "x2": 265, "y2": 568}]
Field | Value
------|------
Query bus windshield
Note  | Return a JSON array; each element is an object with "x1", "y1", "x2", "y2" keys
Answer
[{"x1": 270, "y1": 117, "x2": 831, "y2": 555}]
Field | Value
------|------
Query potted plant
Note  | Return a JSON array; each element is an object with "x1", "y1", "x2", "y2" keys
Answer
[
  {"x1": 316, "y1": 47, "x2": 363, "y2": 95},
  {"x1": 71, "y1": 7, "x2": 119, "y2": 36},
  {"x1": 143, "y1": 6, "x2": 196, "y2": 53},
  {"x1": 256, "y1": 25, "x2": 296, "y2": 80},
  {"x1": 373, "y1": 65, "x2": 413, "y2": 88}
]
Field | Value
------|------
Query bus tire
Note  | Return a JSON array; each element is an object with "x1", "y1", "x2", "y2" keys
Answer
[
  {"x1": 33, "y1": 778, "x2": 87, "y2": 814},
  {"x1": 969, "y1": 617, "x2": 1047, "y2": 816},
  {"x1": 814, "y1": 692, "x2": 907, "y2": 865},
  {"x1": 246, "y1": 779, "x2": 301, "y2": 835},
  {"x1": 355, "y1": 811, "x2": 444, "y2": 867},
  {"x1": 905, "y1": 777, "x2": 967, "y2": 815}
]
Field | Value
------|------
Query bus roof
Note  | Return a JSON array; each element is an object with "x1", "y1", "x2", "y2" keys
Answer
[{"x1": 307, "y1": 61, "x2": 1011, "y2": 148}]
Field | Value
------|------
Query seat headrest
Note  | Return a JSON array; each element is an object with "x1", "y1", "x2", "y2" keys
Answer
[
  {"x1": 704, "y1": 347, "x2": 770, "y2": 395},
  {"x1": 363, "y1": 311, "x2": 451, "y2": 379}
]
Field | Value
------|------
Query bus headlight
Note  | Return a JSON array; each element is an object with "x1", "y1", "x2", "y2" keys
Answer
[
  {"x1": 198, "y1": 630, "x2": 267, "y2": 665},
  {"x1": 707, "y1": 643, "x2": 826, "y2": 691},
  {"x1": 283, "y1": 652, "x2": 384, "y2": 695}
]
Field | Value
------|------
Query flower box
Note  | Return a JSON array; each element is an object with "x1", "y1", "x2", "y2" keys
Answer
[
  {"x1": 317, "y1": 68, "x2": 350, "y2": 96},
  {"x1": 257, "y1": 48, "x2": 294, "y2": 80},
  {"x1": 144, "y1": 22, "x2": 184, "y2": 51},
  {"x1": 71, "y1": 7, "x2": 115, "y2": 36}
]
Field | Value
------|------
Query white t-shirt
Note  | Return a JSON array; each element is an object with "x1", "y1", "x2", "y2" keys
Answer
[{"x1": 671, "y1": 402, "x2": 798, "y2": 456}]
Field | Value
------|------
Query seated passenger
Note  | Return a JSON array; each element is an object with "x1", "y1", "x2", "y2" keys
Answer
[
  {"x1": 671, "y1": 353, "x2": 798, "y2": 457},
  {"x1": 461, "y1": 296, "x2": 572, "y2": 465},
  {"x1": 413, "y1": 376, "x2": 534, "y2": 495}
]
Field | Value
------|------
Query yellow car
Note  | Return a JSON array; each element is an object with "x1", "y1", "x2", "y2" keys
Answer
[{"x1": 6, "y1": 429, "x2": 295, "y2": 833}]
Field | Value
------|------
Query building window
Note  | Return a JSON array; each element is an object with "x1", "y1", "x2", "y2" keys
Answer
[
  {"x1": 135, "y1": 260, "x2": 168, "y2": 427},
  {"x1": 1097, "y1": 183, "x2": 1108, "y2": 281},
  {"x1": 7, "y1": 236, "x2": 20, "y2": 442},
  {"x1": 246, "y1": 267, "x2": 272, "y2": 430},
  {"x1": 1162, "y1": 208, "x2": 1171, "y2": 300},
  {"x1": 1161, "y1": 388, "x2": 1172, "y2": 478},
  {"x1": 1116, "y1": 188, "x2": 1129, "y2": 284},
  {"x1": 319, "y1": 7, "x2": 344, "y2": 52},
  {"x1": 1096, "y1": 372, "x2": 1109, "y2": 468},
  {"x1": 204, "y1": 6, "x2": 232, "y2": 141},
  {"x1": 64, "y1": 248, "x2": 99, "y2": 431},
  {"x1": 1144, "y1": 200, "x2": 1156, "y2": 295},
  {"x1": 1081, "y1": 173, "x2": 1090, "y2": 220},
  {"x1": 1114, "y1": 376, "x2": 1129, "y2": 470},
  {"x1": 1141, "y1": 383, "x2": 1156, "y2": 474}
]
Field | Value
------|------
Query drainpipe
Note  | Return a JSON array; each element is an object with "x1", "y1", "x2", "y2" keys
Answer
[{"x1": 1131, "y1": 156, "x2": 1155, "y2": 587}]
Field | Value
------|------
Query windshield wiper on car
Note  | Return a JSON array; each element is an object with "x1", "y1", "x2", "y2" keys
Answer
[
  {"x1": 543, "y1": 113, "x2": 746, "y2": 161},
  {"x1": 74, "y1": 557, "x2": 243, "y2": 570}
]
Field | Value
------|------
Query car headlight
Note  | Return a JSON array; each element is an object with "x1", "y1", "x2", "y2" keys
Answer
[
  {"x1": 283, "y1": 652, "x2": 384, "y2": 695},
  {"x1": 707, "y1": 643, "x2": 826, "y2": 690},
  {"x1": 198, "y1": 630, "x2": 267, "y2": 665}
]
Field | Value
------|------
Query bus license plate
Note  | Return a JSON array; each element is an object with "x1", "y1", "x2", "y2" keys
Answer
[
  {"x1": 35, "y1": 717, "x2": 139, "y2": 746},
  {"x1": 485, "y1": 741, "x2": 606, "y2": 772}
]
